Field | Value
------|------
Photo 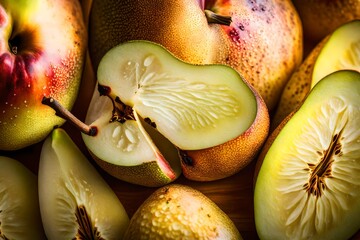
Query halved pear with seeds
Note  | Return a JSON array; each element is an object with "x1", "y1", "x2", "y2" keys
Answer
[
  {"x1": 38, "y1": 128, "x2": 129, "y2": 240},
  {"x1": 0, "y1": 156, "x2": 46, "y2": 240},
  {"x1": 254, "y1": 70, "x2": 360, "y2": 240},
  {"x1": 81, "y1": 40, "x2": 268, "y2": 185}
]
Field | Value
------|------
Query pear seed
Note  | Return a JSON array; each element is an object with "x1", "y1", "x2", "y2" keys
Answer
[
  {"x1": 112, "y1": 126, "x2": 121, "y2": 138},
  {"x1": 144, "y1": 55, "x2": 155, "y2": 67},
  {"x1": 125, "y1": 129, "x2": 136, "y2": 143},
  {"x1": 117, "y1": 138, "x2": 125, "y2": 149},
  {"x1": 126, "y1": 144, "x2": 135, "y2": 152}
]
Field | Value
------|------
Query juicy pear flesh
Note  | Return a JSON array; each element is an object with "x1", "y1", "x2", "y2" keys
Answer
[
  {"x1": 96, "y1": 40, "x2": 256, "y2": 150},
  {"x1": 123, "y1": 184, "x2": 242, "y2": 239},
  {"x1": 39, "y1": 128, "x2": 129, "y2": 240},
  {"x1": 255, "y1": 70, "x2": 360, "y2": 240},
  {"x1": 312, "y1": 20, "x2": 360, "y2": 88},
  {"x1": 83, "y1": 40, "x2": 256, "y2": 170},
  {"x1": 0, "y1": 156, "x2": 45, "y2": 240},
  {"x1": 85, "y1": 98, "x2": 182, "y2": 186}
]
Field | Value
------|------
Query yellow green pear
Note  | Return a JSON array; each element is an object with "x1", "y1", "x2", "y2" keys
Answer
[
  {"x1": 0, "y1": 0, "x2": 87, "y2": 150},
  {"x1": 124, "y1": 184, "x2": 243, "y2": 239}
]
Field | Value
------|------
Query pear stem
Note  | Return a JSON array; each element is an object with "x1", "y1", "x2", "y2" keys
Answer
[
  {"x1": 41, "y1": 96, "x2": 97, "y2": 136},
  {"x1": 204, "y1": 9, "x2": 232, "y2": 26}
]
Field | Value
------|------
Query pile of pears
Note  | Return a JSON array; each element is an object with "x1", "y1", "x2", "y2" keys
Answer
[{"x1": 1, "y1": 0, "x2": 360, "y2": 239}]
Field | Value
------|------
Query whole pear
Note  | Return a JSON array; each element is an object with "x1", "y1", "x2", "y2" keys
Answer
[
  {"x1": 124, "y1": 184, "x2": 242, "y2": 239},
  {"x1": 89, "y1": 0, "x2": 303, "y2": 110},
  {"x1": 0, "y1": 0, "x2": 87, "y2": 150},
  {"x1": 293, "y1": 0, "x2": 360, "y2": 45}
]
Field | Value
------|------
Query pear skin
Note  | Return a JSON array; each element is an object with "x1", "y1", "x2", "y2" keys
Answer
[
  {"x1": 89, "y1": 0, "x2": 303, "y2": 110},
  {"x1": 123, "y1": 184, "x2": 243, "y2": 239},
  {"x1": 271, "y1": 38, "x2": 327, "y2": 130},
  {"x1": 293, "y1": 0, "x2": 360, "y2": 44}
]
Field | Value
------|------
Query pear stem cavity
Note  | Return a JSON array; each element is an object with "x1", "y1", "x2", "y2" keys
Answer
[
  {"x1": 41, "y1": 96, "x2": 97, "y2": 136},
  {"x1": 204, "y1": 9, "x2": 232, "y2": 26}
]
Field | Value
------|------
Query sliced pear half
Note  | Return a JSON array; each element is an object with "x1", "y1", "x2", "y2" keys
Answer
[
  {"x1": 38, "y1": 128, "x2": 129, "y2": 240},
  {"x1": 312, "y1": 20, "x2": 360, "y2": 88},
  {"x1": 93, "y1": 40, "x2": 256, "y2": 150},
  {"x1": 254, "y1": 70, "x2": 360, "y2": 240},
  {"x1": 0, "y1": 156, "x2": 46, "y2": 240},
  {"x1": 81, "y1": 40, "x2": 261, "y2": 184}
]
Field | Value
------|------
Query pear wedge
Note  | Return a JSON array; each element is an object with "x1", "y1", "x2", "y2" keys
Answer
[
  {"x1": 0, "y1": 156, "x2": 46, "y2": 239},
  {"x1": 312, "y1": 20, "x2": 360, "y2": 88},
  {"x1": 254, "y1": 70, "x2": 360, "y2": 240},
  {"x1": 38, "y1": 128, "x2": 129, "y2": 240}
]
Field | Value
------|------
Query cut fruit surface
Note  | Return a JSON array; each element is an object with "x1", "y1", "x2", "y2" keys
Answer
[
  {"x1": 0, "y1": 156, "x2": 46, "y2": 240},
  {"x1": 312, "y1": 20, "x2": 360, "y2": 88},
  {"x1": 254, "y1": 70, "x2": 360, "y2": 240},
  {"x1": 93, "y1": 40, "x2": 256, "y2": 150},
  {"x1": 83, "y1": 87, "x2": 182, "y2": 186},
  {"x1": 81, "y1": 40, "x2": 261, "y2": 185},
  {"x1": 39, "y1": 128, "x2": 129, "y2": 239}
]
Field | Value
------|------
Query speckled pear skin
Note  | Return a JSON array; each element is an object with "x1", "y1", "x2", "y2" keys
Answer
[{"x1": 123, "y1": 184, "x2": 242, "y2": 239}]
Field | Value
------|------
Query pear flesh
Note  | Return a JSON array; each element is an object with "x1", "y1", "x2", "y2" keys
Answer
[
  {"x1": 83, "y1": 40, "x2": 257, "y2": 169},
  {"x1": 312, "y1": 20, "x2": 360, "y2": 88},
  {"x1": 0, "y1": 156, "x2": 46, "y2": 239},
  {"x1": 38, "y1": 128, "x2": 129, "y2": 240},
  {"x1": 255, "y1": 70, "x2": 360, "y2": 240}
]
